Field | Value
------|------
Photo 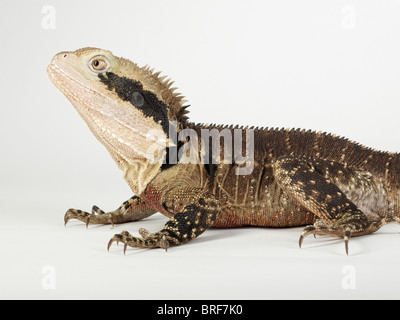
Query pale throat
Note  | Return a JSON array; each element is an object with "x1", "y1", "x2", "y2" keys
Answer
[{"x1": 66, "y1": 88, "x2": 167, "y2": 197}]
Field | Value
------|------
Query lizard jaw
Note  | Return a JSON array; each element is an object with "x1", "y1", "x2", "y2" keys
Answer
[{"x1": 48, "y1": 49, "x2": 172, "y2": 194}]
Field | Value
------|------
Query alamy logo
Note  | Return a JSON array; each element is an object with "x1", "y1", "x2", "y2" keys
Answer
[
  {"x1": 341, "y1": 5, "x2": 356, "y2": 30},
  {"x1": 341, "y1": 265, "x2": 356, "y2": 290},
  {"x1": 41, "y1": 5, "x2": 56, "y2": 30},
  {"x1": 146, "y1": 121, "x2": 255, "y2": 175},
  {"x1": 41, "y1": 265, "x2": 56, "y2": 290}
]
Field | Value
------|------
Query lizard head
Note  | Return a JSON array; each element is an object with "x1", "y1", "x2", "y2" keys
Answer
[{"x1": 47, "y1": 47, "x2": 189, "y2": 194}]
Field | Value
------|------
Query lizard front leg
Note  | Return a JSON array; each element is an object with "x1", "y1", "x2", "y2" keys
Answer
[
  {"x1": 64, "y1": 196, "x2": 156, "y2": 228},
  {"x1": 273, "y1": 155, "x2": 382, "y2": 254},
  {"x1": 107, "y1": 188, "x2": 221, "y2": 252}
]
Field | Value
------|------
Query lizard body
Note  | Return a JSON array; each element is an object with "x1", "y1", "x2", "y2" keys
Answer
[{"x1": 48, "y1": 47, "x2": 400, "y2": 254}]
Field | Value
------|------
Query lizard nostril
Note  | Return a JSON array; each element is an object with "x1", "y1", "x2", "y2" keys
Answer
[{"x1": 63, "y1": 54, "x2": 67, "y2": 58}]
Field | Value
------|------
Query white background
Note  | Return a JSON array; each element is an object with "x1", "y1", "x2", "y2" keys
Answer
[{"x1": 1, "y1": 0, "x2": 400, "y2": 299}]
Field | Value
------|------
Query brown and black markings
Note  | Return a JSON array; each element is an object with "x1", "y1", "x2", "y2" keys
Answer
[
  {"x1": 98, "y1": 72, "x2": 170, "y2": 136},
  {"x1": 48, "y1": 48, "x2": 400, "y2": 254}
]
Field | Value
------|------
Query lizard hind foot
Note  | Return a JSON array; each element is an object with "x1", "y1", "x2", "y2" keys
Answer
[
  {"x1": 300, "y1": 216, "x2": 400, "y2": 254},
  {"x1": 299, "y1": 224, "x2": 353, "y2": 255},
  {"x1": 298, "y1": 210, "x2": 372, "y2": 255}
]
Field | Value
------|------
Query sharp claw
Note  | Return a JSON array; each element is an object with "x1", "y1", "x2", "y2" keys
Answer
[
  {"x1": 299, "y1": 226, "x2": 316, "y2": 249},
  {"x1": 64, "y1": 210, "x2": 73, "y2": 226},
  {"x1": 85, "y1": 216, "x2": 91, "y2": 229},
  {"x1": 344, "y1": 230, "x2": 351, "y2": 256},
  {"x1": 107, "y1": 238, "x2": 114, "y2": 252},
  {"x1": 299, "y1": 234, "x2": 304, "y2": 248},
  {"x1": 160, "y1": 235, "x2": 169, "y2": 252},
  {"x1": 107, "y1": 235, "x2": 121, "y2": 251},
  {"x1": 123, "y1": 243, "x2": 128, "y2": 255},
  {"x1": 108, "y1": 234, "x2": 126, "y2": 253}
]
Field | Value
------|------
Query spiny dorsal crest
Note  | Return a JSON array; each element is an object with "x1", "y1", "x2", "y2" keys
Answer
[{"x1": 135, "y1": 61, "x2": 190, "y2": 126}]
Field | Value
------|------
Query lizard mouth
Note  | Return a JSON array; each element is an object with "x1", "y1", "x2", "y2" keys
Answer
[
  {"x1": 48, "y1": 63, "x2": 149, "y2": 135},
  {"x1": 47, "y1": 63, "x2": 99, "y2": 96}
]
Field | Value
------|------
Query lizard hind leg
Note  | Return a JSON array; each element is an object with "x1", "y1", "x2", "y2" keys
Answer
[{"x1": 273, "y1": 155, "x2": 378, "y2": 255}]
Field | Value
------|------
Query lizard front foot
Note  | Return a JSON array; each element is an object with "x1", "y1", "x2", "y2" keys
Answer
[
  {"x1": 64, "y1": 206, "x2": 115, "y2": 228},
  {"x1": 107, "y1": 229, "x2": 169, "y2": 253},
  {"x1": 63, "y1": 196, "x2": 157, "y2": 228}
]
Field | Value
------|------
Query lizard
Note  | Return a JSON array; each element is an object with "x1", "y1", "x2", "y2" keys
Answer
[{"x1": 47, "y1": 47, "x2": 400, "y2": 255}]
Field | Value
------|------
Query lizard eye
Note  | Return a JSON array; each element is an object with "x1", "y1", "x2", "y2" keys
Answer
[
  {"x1": 90, "y1": 58, "x2": 107, "y2": 72},
  {"x1": 131, "y1": 91, "x2": 145, "y2": 108}
]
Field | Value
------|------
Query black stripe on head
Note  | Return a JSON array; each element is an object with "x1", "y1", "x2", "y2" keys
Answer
[{"x1": 98, "y1": 72, "x2": 170, "y2": 136}]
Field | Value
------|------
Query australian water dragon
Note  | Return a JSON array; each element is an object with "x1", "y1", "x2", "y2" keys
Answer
[{"x1": 47, "y1": 47, "x2": 400, "y2": 254}]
